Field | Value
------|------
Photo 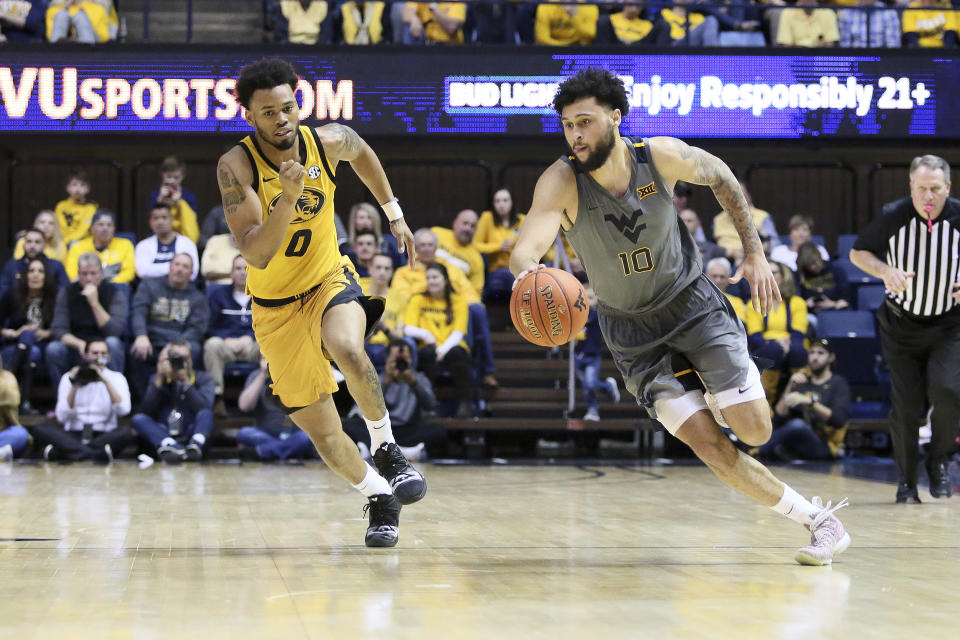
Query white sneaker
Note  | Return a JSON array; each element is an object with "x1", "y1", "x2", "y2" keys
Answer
[
  {"x1": 605, "y1": 377, "x2": 621, "y2": 404},
  {"x1": 584, "y1": 408, "x2": 600, "y2": 421},
  {"x1": 0, "y1": 444, "x2": 13, "y2": 462},
  {"x1": 795, "y1": 497, "x2": 852, "y2": 566}
]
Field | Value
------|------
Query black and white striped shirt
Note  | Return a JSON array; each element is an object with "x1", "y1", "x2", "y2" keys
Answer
[{"x1": 854, "y1": 197, "x2": 960, "y2": 319}]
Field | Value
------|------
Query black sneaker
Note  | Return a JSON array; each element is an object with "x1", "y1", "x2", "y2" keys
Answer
[
  {"x1": 373, "y1": 443, "x2": 427, "y2": 505},
  {"x1": 158, "y1": 443, "x2": 186, "y2": 465},
  {"x1": 926, "y1": 456, "x2": 953, "y2": 499},
  {"x1": 363, "y1": 494, "x2": 401, "y2": 548},
  {"x1": 895, "y1": 480, "x2": 921, "y2": 504}
]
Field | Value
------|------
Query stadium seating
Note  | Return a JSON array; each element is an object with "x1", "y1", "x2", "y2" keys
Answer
[{"x1": 816, "y1": 310, "x2": 880, "y2": 387}]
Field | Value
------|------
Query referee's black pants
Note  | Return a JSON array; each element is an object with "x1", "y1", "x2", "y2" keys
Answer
[{"x1": 878, "y1": 302, "x2": 960, "y2": 485}]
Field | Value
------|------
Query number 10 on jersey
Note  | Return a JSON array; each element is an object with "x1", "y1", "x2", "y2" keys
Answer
[{"x1": 617, "y1": 247, "x2": 654, "y2": 276}]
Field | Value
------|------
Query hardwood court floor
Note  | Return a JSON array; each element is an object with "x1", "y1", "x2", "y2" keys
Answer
[{"x1": 1, "y1": 461, "x2": 957, "y2": 640}]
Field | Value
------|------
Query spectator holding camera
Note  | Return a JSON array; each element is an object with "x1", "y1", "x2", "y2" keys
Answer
[
  {"x1": 131, "y1": 340, "x2": 215, "y2": 464},
  {"x1": 757, "y1": 339, "x2": 850, "y2": 461},
  {"x1": 148, "y1": 156, "x2": 199, "y2": 243},
  {"x1": 46, "y1": 252, "x2": 127, "y2": 386},
  {"x1": 129, "y1": 253, "x2": 209, "y2": 399},
  {"x1": 235, "y1": 356, "x2": 314, "y2": 461},
  {"x1": 31, "y1": 339, "x2": 133, "y2": 462},
  {"x1": 344, "y1": 339, "x2": 445, "y2": 459}
]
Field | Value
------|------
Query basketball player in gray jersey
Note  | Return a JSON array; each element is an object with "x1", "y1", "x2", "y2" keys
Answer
[{"x1": 511, "y1": 68, "x2": 850, "y2": 566}]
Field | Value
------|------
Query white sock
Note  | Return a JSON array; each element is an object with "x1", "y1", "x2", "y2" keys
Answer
[
  {"x1": 160, "y1": 437, "x2": 177, "y2": 448},
  {"x1": 770, "y1": 483, "x2": 820, "y2": 527},
  {"x1": 364, "y1": 411, "x2": 395, "y2": 450},
  {"x1": 191, "y1": 433, "x2": 206, "y2": 446},
  {"x1": 351, "y1": 462, "x2": 392, "y2": 498}
]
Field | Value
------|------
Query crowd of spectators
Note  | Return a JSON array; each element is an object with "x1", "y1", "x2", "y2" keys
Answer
[
  {"x1": 0, "y1": 158, "x2": 570, "y2": 463},
  {"x1": 1, "y1": 1, "x2": 956, "y2": 48},
  {"x1": 262, "y1": 0, "x2": 959, "y2": 48}
]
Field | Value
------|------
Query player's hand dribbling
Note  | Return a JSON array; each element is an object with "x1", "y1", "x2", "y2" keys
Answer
[
  {"x1": 511, "y1": 263, "x2": 547, "y2": 290},
  {"x1": 278, "y1": 159, "x2": 305, "y2": 201},
  {"x1": 730, "y1": 252, "x2": 781, "y2": 316}
]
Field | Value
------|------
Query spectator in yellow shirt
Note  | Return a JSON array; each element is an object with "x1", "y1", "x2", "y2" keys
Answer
[
  {"x1": 403, "y1": 263, "x2": 473, "y2": 414},
  {"x1": 47, "y1": 0, "x2": 117, "y2": 43},
  {"x1": 14, "y1": 210, "x2": 67, "y2": 263},
  {"x1": 535, "y1": 1, "x2": 599, "y2": 44},
  {"x1": 55, "y1": 171, "x2": 98, "y2": 247},
  {"x1": 475, "y1": 188, "x2": 526, "y2": 302},
  {"x1": 433, "y1": 209, "x2": 485, "y2": 295},
  {"x1": 273, "y1": 0, "x2": 332, "y2": 44},
  {"x1": 776, "y1": 0, "x2": 839, "y2": 47},
  {"x1": 596, "y1": 0, "x2": 668, "y2": 45},
  {"x1": 340, "y1": 1, "x2": 387, "y2": 44},
  {"x1": 392, "y1": 228, "x2": 498, "y2": 390},
  {"x1": 902, "y1": 0, "x2": 959, "y2": 47},
  {"x1": 745, "y1": 261, "x2": 809, "y2": 405},
  {"x1": 402, "y1": 1, "x2": 465, "y2": 43},
  {"x1": 65, "y1": 211, "x2": 136, "y2": 284},
  {"x1": 661, "y1": 0, "x2": 719, "y2": 45}
]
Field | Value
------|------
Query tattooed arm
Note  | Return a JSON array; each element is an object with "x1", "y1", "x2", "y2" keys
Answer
[
  {"x1": 650, "y1": 136, "x2": 781, "y2": 314},
  {"x1": 216, "y1": 146, "x2": 300, "y2": 269},
  {"x1": 317, "y1": 123, "x2": 416, "y2": 262}
]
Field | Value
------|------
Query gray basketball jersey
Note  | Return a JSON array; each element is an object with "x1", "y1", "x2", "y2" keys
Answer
[{"x1": 562, "y1": 136, "x2": 701, "y2": 313}]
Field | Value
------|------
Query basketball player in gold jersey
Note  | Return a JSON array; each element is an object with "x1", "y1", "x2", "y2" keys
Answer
[{"x1": 216, "y1": 58, "x2": 425, "y2": 547}]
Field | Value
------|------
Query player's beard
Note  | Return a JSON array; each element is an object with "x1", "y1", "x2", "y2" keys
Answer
[
  {"x1": 574, "y1": 124, "x2": 618, "y2": 173},
  {"x1": 810, "y1": 364, "x2": 828, "y2": 377},
  {"x1": 256, "y1": 123, "x2": 297, "y2": 151}
]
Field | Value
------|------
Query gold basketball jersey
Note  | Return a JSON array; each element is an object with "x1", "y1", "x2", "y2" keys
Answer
[{"x1": 238, "y1": 125, "x2": 339, "y2": 303}]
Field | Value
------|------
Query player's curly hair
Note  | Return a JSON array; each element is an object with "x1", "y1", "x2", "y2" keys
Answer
[
  {"x1": 235, "y1": 58, "x2": 299, "y2": 108},
  {"x1": 553, "y1": 68, "x2": 629, "y2": 118}
]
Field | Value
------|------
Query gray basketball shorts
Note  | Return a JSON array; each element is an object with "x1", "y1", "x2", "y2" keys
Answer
[{"x1": 598, "y1": 274, "x2": 762, "y2": 431}]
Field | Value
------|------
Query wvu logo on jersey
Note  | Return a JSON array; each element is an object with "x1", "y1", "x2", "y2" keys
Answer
[
  {"x1": 605, "y1": 209, "x2": 647, "y2": 243},
  {"x1": 268, "y1": 186, "x2": 326, "y2": 224},
  {"x1": 636, "y1": 181, "x2": 657, "y2": 200}
]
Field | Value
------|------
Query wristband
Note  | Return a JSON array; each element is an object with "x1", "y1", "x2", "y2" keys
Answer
[{"x1": 381, "y1": 198, "x2": 403, "y2": 222}]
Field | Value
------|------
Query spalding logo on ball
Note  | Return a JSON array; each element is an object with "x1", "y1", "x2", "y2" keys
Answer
[{"x1": 510, "y1": 267, "x2": 589, "y2": 347}]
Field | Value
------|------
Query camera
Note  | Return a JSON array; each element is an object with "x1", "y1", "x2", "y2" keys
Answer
[
  {"x1": 394, "y1": 357, "x2": 409, "y2": 372},
  {"x1": 73, "y1": 362, "x2": 100, "y2": 386},
  {"x1": 168, "y1": 354, "x2": 186, "y2": 371}
]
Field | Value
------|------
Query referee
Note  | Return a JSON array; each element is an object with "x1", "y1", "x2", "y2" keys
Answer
[{"x1": 850, "y1": 154, "x2": 960, "y2": 504}]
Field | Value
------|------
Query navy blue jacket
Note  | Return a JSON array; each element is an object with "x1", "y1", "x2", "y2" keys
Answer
[{"x1": 206, "y1": 284, "x2": 254, "y2": 339}]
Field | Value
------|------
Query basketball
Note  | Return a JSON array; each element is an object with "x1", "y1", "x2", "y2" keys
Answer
[{"x1": 510, "y1": 267, "x2": 590, "y2": 347}]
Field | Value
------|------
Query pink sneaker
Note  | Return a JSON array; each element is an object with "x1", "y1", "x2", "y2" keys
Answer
[{"x1": 795, "y1": 497, "x2": 851, "y2": 566}]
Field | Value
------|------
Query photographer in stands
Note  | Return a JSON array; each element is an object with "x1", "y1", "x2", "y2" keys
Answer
[
  {"x1": 131, "y1": 339, "x2": 215, "y2": 464},
  {"x1": 31, "y1": 339, "x2": 133, "y2": 462}
]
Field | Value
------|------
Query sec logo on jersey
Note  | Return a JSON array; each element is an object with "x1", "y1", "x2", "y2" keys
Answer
[
  {"x1": 268, "y1": 186, "x2": 326, "y2": 224},
  {"x1": 307, "y1": 165, "x2": 322, "y2": 180}
]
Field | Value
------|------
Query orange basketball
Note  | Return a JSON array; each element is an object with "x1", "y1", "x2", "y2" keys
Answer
[{"x1": 510, "y1": 267, "x2": 590, "y2": 347}]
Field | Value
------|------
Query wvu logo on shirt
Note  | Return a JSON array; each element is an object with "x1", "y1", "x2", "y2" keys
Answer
[
  {"x1": 636, "y1": 181, "x2": 657, "y2": 200},
  {"x1": 268, "y1": 186, "x2": 326, "y2": 224},
  {"x1": 605, "y1": 208, "x2": 647, "y2": 243}
]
